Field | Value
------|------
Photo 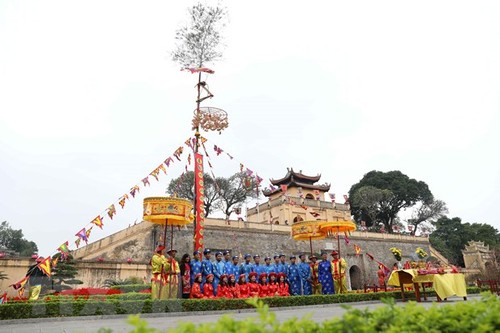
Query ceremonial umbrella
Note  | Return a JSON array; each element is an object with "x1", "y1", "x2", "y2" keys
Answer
[
  {"x1": 318, "y1": 220, "x2": 357, "y2": 259},
  {"x1": 291, "y1": 220, "x2": 327, "y2": 255},
  {"x1": 143, "y1": 196, "x2": 193, "y2": 298},
  {"x1": 143, "y1": 196, "x2": 194, "y2": 250}
]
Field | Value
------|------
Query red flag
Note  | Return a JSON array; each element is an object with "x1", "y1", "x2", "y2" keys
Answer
[
  {"x1": 193, "y1": 153, "x2": 205, "y2": 251},
  {"x1": 182, "y1": 67, "x2": 215, "y2": 74},
  {"x1": 280, "y1": 185, "x2": 288, "y2": 193}
]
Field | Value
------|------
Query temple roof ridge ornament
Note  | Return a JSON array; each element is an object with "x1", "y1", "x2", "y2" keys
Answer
[
  {"x1": 270, "y1": 167, "x2": 322, "y2": 185},
  {"x1": 264, "y1": 167, "x2": 331, "y2": 197}
]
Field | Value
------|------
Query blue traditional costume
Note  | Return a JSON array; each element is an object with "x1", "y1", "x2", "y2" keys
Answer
[
  {"x1": 239, "y1": 254, "x2": 254, "y2": 282},
  {"x1": 286, "y1": 255, "x2": 301, "y2": 296},
  {"x1": 318, "y1": 254, "x2": 334, "y2": 294},
  {"x1": 213, "y1": 251, "x2": 226, "y2": 295},
  {"x1": 298, "y1": 254, "x2": 312, "y2": 295},
  {"x1": 190, "y1": 250, "x2": 202, "y2": 286},
  {"x1": 201, "y1": 249, "x2": 214, "y2": 290}
]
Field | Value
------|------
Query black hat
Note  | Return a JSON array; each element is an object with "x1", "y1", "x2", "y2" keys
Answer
[
  {"x1": 203, "y1": 249, "x2": 211, "y2": 255},
  {"x1": 193, "y1": 250, "x2": 201, "y2": 255},
  {"x1": 299, "y1": 253, "x2": 306, "y2": 258},
  {"x1": 273, "y1": 255, "x2": 279, "y2": 259},
  {"x1": 223, "y1": 250, "x2": 230, "y2": 255},
  {"x1": 253, "y1": 254, "x2": 260, "y2": 259},
  {"x1": 215, "y1": 251, "x2": 223, "y2": 256},
  {"x1": 265, "y1": 256, "x2": 271, "y2": 261},
  {"x1": 279, "y1": 253, "x2": 286, "y2": 258},
  {"x1": 290, "y1": 255, "x2": 296, "y2": 259},
  {"x1": 232, "y1": 255, "x2": 239, "y2": 260}
]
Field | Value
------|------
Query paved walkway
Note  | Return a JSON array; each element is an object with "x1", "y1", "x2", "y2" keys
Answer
[{"x1": 0, "y1": 295, "x2": 477, "y2": 333}]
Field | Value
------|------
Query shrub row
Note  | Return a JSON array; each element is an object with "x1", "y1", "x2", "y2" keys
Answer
[{"x1": 0, "y1": 287, "x2": 483, "y2": 320}]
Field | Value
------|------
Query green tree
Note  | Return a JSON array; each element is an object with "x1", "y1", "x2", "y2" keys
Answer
[
  {"x1": 166, "y1": 171, "x2": 219, "y2": 217},
  {"x1": 51, "y1": 253, "x2": 83, "y2": 291},
  {"x1": 0, "y1": 221, "x2": 38, "y2": 256},
  {"x1": 216, "y1": 172, "x2": 259, "y2": 220},
  {"x1": 429, "y1": 216, "x2": 500, "y2": 266},
  {"x1": 349, "y1": 170, "x2": 433, "y2": 233}
]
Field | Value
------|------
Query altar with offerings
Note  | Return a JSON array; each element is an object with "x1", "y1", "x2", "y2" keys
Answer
[{"x1": 387, "y1": 269, "x2": 467, "y2": 302}]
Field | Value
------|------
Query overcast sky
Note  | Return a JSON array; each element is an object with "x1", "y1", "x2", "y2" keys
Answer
[{"x1": 1, "y1": 1, "x2": 499, "y2": 256}]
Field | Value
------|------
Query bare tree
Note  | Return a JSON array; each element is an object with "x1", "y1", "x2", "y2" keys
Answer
[
  {"x1": 215, "y1": 172, "x2": 259, "y2": 220},
  {"x1": 407, "y1": 199, "x2": 448, "y2": 235},
  {"x1": 172, "y1": 3, "x2": 227, "y2": 68}
]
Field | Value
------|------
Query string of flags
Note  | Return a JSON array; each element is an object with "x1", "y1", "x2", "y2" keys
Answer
[{"x1": 9, "y1": 136, "x2": 198, "y2": 293}]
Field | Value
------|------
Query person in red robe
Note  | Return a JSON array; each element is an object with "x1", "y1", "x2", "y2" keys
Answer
[
  {"x1": 217, "y1": 274, "x2": 230, "y2": 298},
  {"x1": 238, "y1": 274, "x2": 250, "y2": 298},
  {"x1": 190, "y1": 273, "x2": 205, "y2": 299},
  {"x1": 277, "y1": 272, "x2": 290, "y2": 296},
  {"x1": 248, "y1": 272, "x2": 260, "y2": 297},
  {"x1": 268, "y1": 272, "x2": 279, "y2": 297},
  {"x1": 228, "y1": 274, "x2": 240, "y2": 298},
  {"x1": 377, "y1": 265, "x2": 386, "y2": 288},
  {"x1": 203, "y1": 274, "x2": 215, "y2": 299},
  {"x1": 258, "y1": 273, "x2": 269, "y2": 297}
]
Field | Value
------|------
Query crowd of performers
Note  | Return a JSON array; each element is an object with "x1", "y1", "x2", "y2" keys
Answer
[{"x1": 150, "y1": 246, "x2": 349, "y2": 300}]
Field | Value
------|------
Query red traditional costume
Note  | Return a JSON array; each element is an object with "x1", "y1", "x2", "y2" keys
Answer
[
  {"x1": 277, "y1": 273, "x2": 290, "y2": 296},
  {"x1": 268, "y1": 272, "x2": 279, "y2": 297},
  {"x1": 238, "y1": 274, "x2": 250, "y2": 298},
  {"x1": 203, "y1": 274, "x2": 215, "y2": 299},
  {"x1": 248, "y1": 272, "x2": 260, "y2": 297},
  {"x1": 258, "y1": 273, "x2": 269, "y2": 297},
  {"x1": 190, "y1": 273, "x2": 204, "y2": 299}
]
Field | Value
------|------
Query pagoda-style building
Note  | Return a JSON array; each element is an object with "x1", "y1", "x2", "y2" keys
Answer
[
  {"x1": 247, "y1": 168, "x2": 351, "y2": 224},
  {"x1": 462, "y1": 241, "x2": 497, "y2": 272}
]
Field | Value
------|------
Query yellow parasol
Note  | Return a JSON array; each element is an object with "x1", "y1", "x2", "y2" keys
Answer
[
  {"x1": 291, "y1": 220, "x2": 327, "y2": 254},
  {"x1": 143, "y1": 196, "x2": 194, "y2": 249},
  {"x1": 318, "y1": 220, "x2": 357, "y2": 259}
]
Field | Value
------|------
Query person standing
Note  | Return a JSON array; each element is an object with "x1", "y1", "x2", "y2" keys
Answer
[
  {"x1": 201, "y1": 249, "x2": 214, "y2": 289},
  {"x1": 239, "y1": 254, "x2": 253, "y2": 282},
  {"x1": 165, "y1": 249, "x2": 180, "y2": 298},
  {"x1": 298, "y1": 253, "x2": 312, "y2": 295},
  {"x1": 26, "y1": 256, "x2": 49, "y2": 301},
  {"x1": 263, "y1": 256, "x2": 274, "y2": 276},
  {"x1": 318, "y1": 252, "x2": 334, "y2": 295},
  {"x1": 377, "y1": 264, "x2": 386, "y2": 289},
  {"x1": 286, "y1": 255, "x2": 301, "y2": 296},
  {"x1": 223, "y1": 250, "x2": 232, "y2": 276},
  {"x1": 150, "y1": 246, "x2": 169, "y2": 300},
  {"x1": 213, "y1": 251, "x2": 226, "y2": 296},
  {"x1": 309, "y1": 254, "x2": 321, "y2": 295},
  {"x1": 271, "y1": 255, "x2": 281, "y2": 274},
  {"x1": 190, "y1": 250, "x2": 202, "y2": 286},
  {"x1": 227, "y1": 255, "x2": 240, "y2": 277},
  {"x1": 279, "y1": 254, "x2": 288, "y2": 274},
  {"x1": 179, "y1": 253, "x2": 191, "y2": 299},
  {"x1": 252, "y1": 255, "x2": 266, "y2": 276},
  {"x1": 331, "y1": 250, "x2": 348, "y2": 293}
]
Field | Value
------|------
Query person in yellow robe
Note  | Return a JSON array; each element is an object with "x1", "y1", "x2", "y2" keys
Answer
[
  {"x1": 165, "y1": 249, "x2": 180, "y2": 299},
  {"x1": 150, "y1": 245, "x2": 170, "y2": 300},
  {"x1": 309, "y1": 254, "x2": 322, "y2": 295},
  {"x1": 331, "y1": 250, "x2": 348, "y2": 294}
]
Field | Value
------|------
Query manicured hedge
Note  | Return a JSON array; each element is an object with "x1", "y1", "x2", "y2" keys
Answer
[{"x1": 0, "y1": 287, "x2": 483, "y2": 320}]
